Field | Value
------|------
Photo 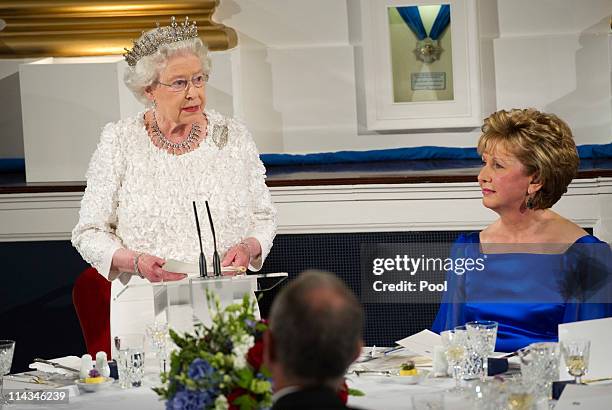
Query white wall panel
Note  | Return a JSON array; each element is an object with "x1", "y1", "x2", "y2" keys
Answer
[{"x1": 1, "y1": 179, "x2": 609, "y2": 242}]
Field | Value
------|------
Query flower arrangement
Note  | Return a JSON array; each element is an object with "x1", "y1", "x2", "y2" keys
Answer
[
  {"x1": 154, "y1": 292, "x2": 363, "y2": 410},
  {"x1": 154, "y1": 294, "x2": 271, "y2": 410}
]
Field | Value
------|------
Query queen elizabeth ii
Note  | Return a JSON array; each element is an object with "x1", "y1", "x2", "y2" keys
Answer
[{"x1": 72, "y1": 17, "x2": 277, "y2": 336}]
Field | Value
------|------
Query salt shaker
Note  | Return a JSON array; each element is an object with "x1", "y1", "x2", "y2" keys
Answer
[
  {"x1": 80, "y1": 354, "x2": 94, "y2": 379},
  {"x1": 432, "y1": 345, "x2": 449, "y2": 377},
  {"x1": 95, "y1": 351, "x2": 111, "y2": 377}
]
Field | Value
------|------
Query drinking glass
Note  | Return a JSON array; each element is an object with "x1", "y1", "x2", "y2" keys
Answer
[
  {"x1": 465, "y1": 320, "x2": 498, "y2": 381},
  {"x1": 505, "y1": 379, "x2": 536, "y2": 410},
  {"x1": 0, "y1": 340, "x2": 16, "y2": 404},
  {"x1": 146, "y1": 322, "x2": 170, "y2": 374},
  {"x1": 466, "y1": 379, "x2": 506, "y2": 410},
  {"x1": 518, "y1": 342, "x2": 559, "y2": 400},
  {"x1": 455, "y1": 325, "x2": 481, "y2": 380},
  {"x1": 441, "y1": 329, "x2": 467, "y2": 392},
  {"x1": 114, "y1": 334, "x2": 145, "y2": 388},
  {"x1": 561, "y1": 339, "x2": 590, "y2": 384}
]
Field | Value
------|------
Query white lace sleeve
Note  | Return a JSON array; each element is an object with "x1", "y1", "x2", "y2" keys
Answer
[
  {"x1": 71, "y1": 122, "x2": 126, "y2": 280},
  {"x1": 230, "y1": 119, "x2": 277, "y2": 271}
]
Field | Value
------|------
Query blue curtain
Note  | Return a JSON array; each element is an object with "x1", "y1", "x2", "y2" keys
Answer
[
  {"x1": 429, "y1": 4, "x2": 451, "y2": 40},
  {"x1": 396, "y1": 6, "x2": 427, "y2": 40}
]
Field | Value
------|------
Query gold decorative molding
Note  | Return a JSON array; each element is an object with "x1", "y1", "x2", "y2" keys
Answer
[{"x1": 0, "y1": 0, "x2": 237, "y2": 58}]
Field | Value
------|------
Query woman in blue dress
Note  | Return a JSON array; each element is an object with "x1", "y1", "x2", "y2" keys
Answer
[{"x1": 432, "y1": 108, "x2": 611, "y2": 352}]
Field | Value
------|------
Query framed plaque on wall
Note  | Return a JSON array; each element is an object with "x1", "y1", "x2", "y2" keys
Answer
[{"x1": 359, "y1": 0, "x2": 483, "y2": 130}]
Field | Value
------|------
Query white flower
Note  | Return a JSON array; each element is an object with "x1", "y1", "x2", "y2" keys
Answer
[
  {"x1": 231, "y1": 334, "x2": 254, "y2": 369},
  {"x1": 214, "y1": 394, "x2": 229, "y2": 410}
]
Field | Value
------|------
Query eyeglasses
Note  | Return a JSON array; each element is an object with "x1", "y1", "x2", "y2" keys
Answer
[{"x1": 156, "y1": 73, "x2": 209, "y2": 92}]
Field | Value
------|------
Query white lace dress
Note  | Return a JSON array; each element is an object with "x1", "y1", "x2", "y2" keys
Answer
[{"x1": 72, "y1": 109, "x2": 277, "y2": 336}]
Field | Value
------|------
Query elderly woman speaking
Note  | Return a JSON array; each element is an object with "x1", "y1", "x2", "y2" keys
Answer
[{"x1": 72, "y1": 17, "x2": 276, "y2": 336}]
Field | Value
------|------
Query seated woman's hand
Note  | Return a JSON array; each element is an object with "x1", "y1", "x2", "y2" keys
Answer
[{"x1": 137, "y1": 253, "x2": 187, "y2": 282}]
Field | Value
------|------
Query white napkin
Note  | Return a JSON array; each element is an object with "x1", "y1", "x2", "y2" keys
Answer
[
  {"x1": 29, "y1": 356, "x2": 81, "y2": 376},
  {"x1": 395, "y1": 329, "x2": 441, "y2": 358},
  {"x1": 556, "y1": 384, "x2": 612, "y2": 410}
]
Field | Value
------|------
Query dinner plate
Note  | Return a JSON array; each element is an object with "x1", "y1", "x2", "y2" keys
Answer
[{"x1": 75, "y1": 377, "x2": 114, "y2": 392}]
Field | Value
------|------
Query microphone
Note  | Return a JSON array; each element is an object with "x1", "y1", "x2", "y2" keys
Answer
[
  {"x1": 192, "y1": 201, "x2": 207, "y2": 277},
  {"x1": 205, "y1": 200, "x2": 222, "y2": 277}
]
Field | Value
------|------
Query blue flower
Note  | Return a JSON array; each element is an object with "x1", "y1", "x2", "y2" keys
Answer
[
  {"x1": 166, "y1": 388, "x2": 216, "y2": 410},
  {"x1": 256, "y1": 372, "x2": 272, "y2": 382},
  {"x1": 188, "y1": 358, "x2": 215, "y2": 381}
]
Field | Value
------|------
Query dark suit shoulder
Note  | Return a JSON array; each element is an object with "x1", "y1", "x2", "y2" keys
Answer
[{"x1": 272, "y1": 385, "x2": 363, "y2": 410}]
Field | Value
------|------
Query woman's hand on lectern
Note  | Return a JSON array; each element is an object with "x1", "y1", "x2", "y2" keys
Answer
[{"x1": 136, "y1": 253, "x2": 187, "y2": 282}]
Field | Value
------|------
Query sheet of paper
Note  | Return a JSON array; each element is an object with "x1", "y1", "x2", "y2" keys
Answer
[
  {"x1": 395, "y1": 329, "x2": 442, "y2": 359},
  {"x1": 163, "y1": 259, "x2": 246, "y2": 275},
  {"x1": 558, "y1": 317, "x2": 612, "y2": 380},
  {"x1": 555, "y1": 384, "x2": 612, "y2": 410}
]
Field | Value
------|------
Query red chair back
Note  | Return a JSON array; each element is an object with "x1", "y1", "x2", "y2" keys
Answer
[{"x1": 72, "y1": 267, "x2": 111, "y2": 358}]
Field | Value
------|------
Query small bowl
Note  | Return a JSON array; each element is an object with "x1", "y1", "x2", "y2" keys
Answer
[
  {"x1": 76, "y1": 377, "x2": 114, "y2": 392},
  {"x1": 387, "y1": 369, "x2": 430, "y2": 385}
]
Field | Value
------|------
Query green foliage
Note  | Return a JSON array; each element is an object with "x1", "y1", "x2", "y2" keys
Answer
[{"x1": 153, "y1": 291, "x2": 272, "y2": 409}]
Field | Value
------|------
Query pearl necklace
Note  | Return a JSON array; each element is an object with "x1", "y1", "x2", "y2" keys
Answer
[{"x1": 151, "y1": 111, "x2": 204, "y2": 153}]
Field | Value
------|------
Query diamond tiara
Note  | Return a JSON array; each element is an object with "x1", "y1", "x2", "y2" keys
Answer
[{"x1": 123, "y1": 16, "x2": 199, "y2": 67}]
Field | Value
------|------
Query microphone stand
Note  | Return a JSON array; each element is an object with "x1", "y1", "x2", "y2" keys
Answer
[
  {"x1": 192, "y1": 201, "x2": 207, "y2": 278},
  {"x1": 205, "y1": 200, "x2": 222, "y2": 277}
]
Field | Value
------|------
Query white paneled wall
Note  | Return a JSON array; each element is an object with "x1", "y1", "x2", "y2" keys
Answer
[
  {"x1": 0, "y1": 1, "x2": 609, "y2": 159},
  {"x1": 0, "y1": 178, "x2": 610, "y2": 242}
]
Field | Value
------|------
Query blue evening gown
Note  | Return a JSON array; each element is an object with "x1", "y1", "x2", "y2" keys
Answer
[{"x1": 432, "y1": 232, "x2": 612, "y2": 352}]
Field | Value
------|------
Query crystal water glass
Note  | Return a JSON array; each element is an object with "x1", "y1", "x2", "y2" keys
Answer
[
  {"x1": 561, "y1": 339, "x2": 590, "y2": 384},
  {"x1": 455, "y1": 325, "x2": 481, "y2": 380},
  {"x1": 0, "y1": 340, "x2": 16, "y2": 405},
  {"x1": 466, "y1": 320, "x2": 498, "y2": 381},
  {"x1": 518, "y1": 342, "x2": 559, "y2": 400},
  {"x1": 505, "y1": 379, "x2": 536, "y2": 410},
  {"x1": 146, "y1": 322, "x2": 170, "y2": 374},
  {"x1": 114, "y1": 334, "x2": 145, "y2": 388},
  {"x1": 466, "y1": 378, "x2": 506, "y2": 410},
  {"x1": 441, "y1": 329, "x2": 467, "y2": 391}
]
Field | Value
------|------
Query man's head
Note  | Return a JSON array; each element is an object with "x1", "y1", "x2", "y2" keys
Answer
[{"x1": 264, "y1": 271, "x2": 363, "y2": 388}]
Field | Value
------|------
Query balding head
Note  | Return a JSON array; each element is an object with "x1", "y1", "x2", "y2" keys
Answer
[{"x1": 268, "y1": 271, "x2": 363, "y2": 384}]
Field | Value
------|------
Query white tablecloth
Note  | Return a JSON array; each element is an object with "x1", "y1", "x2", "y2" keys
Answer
[
  {"x1": 5, "y1": 374, "x2": 468, "y2": 410},
  {"x1": 348, "y1": 374, "x2": 469, "y2": 410},
  {"x1": 4, "y1": 376, "x2": 164, "y2": 410}
]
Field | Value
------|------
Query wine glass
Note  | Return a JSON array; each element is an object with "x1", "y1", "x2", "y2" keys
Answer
[
  {"x1": 0, "y1": 340, "x2": 16, "y2": 404},
  {"x1": 146, "y1": 322, "x2": 170, "y2": 374},
  {"x1": 441, "y1": 329, "x2": 467, "y2": 392},
  {"x1": 561, "y1": 339, "x2": 590, "y2": 384},
  {"x1": 466, "y1": 320, "x2": 498, "y2": 381}
]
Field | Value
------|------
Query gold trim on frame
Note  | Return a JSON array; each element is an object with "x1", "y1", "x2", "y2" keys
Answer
[{"x1": 0, "y1": 0, "x2": 238, "y2": 58}]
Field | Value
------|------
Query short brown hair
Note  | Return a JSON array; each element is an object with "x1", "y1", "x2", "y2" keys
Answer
[
  {"x1": 269, "y1": 270, "x2": 363, "y2": 383},
  {"x1": 477, "y1": 108, "x2": 579, "y2": 209}
]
